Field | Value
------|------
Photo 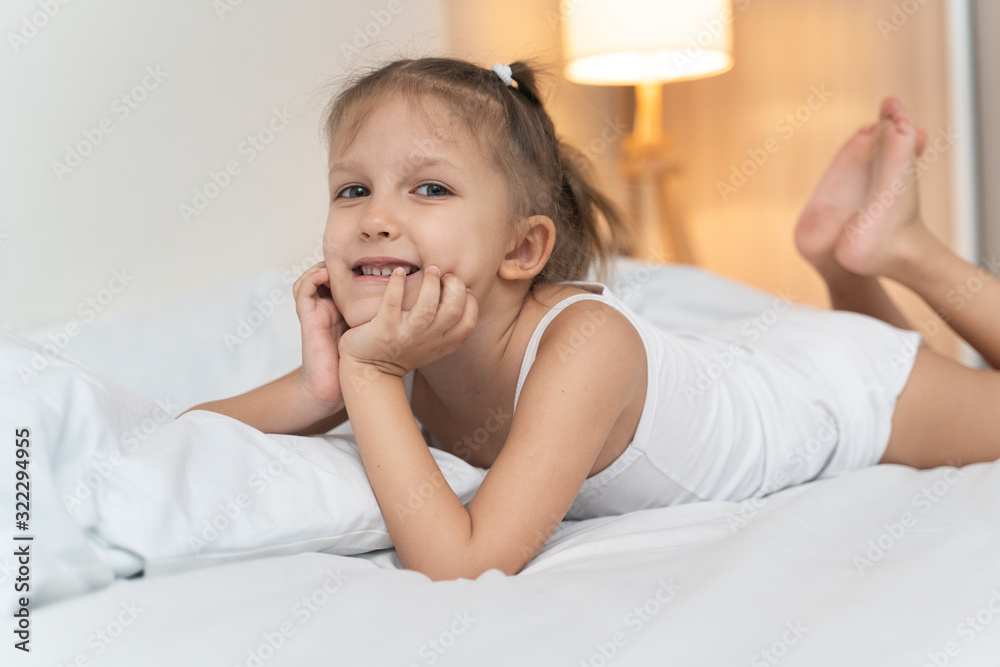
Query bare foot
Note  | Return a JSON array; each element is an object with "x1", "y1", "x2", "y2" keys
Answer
[
  {"x1": 795, "y1": 96, "x2": 927, "y2": 285},
  {"x1": 794, "y1": 123, "x2": 879, "y2": 285},
  {"x1": 834, "y1": 97, "x2": 929, "y2": 278}
]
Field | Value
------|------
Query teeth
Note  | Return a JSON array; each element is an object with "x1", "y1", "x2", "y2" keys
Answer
[{"x1": 359, "y1": 265, "x2": 417, "y2": 276}]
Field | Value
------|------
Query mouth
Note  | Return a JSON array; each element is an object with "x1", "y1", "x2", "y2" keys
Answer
[
  {"x1": 353, "y1": 265, "x2": 420, "y2": 277},
  {"x1": 351, "y1": 262, "x2": 421, "y2": 282}
]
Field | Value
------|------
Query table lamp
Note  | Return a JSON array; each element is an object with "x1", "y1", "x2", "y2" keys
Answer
[{"x1": 562, "y1": 0, "x2": 735, "y2": 264}]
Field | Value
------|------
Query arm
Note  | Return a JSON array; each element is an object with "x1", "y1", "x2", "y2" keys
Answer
[
  {"x1": 342, "y1": 301, "x2": 645, "y2": 580},
  {"x1": 179, "y1": 365, "x2": 347, "y2": 436}
]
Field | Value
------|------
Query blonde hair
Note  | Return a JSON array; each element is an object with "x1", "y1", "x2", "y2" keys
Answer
[{"x1": 322, "y1": 57, "x2": 640, "y2": 289}]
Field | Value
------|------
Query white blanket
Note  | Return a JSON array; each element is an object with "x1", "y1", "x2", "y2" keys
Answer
[{"x1": 5, "y1": 258, "x2": 1000, "y2": 665}]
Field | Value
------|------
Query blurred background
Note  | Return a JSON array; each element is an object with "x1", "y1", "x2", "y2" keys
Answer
[{"x1": 1, "y1": 0, "x2": 994, "y2": 365}]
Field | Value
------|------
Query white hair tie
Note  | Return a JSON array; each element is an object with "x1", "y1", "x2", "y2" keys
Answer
[{"x1": 491, "y1": 63, "x2": 513, "y2": 87}]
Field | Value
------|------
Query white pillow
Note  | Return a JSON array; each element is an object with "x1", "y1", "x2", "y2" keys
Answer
[
  {"x1": 25, "y1": 268, "x2": 304, "y2": 415},
  {"x1": 0, "y1": 328, "x2": 486, "y2": 610}
]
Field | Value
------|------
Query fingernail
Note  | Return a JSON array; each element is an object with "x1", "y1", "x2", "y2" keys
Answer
[
  {"x1": 428, "y1": 266, "x2": 440, "y2": 275},
  {"x1": 466, "y1": 287, "x2": 473, "y2": 293},
  {"x1": 393, "y1": 266, "x2": 405, "y2": 276}
]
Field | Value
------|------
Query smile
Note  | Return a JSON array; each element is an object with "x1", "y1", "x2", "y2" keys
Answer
[
  {"x1": 351, "y1": 267, "x2": 421, "y2": 283},
  {"x1": 354, "y1": 265, "x2": 419, "y2": 276}
]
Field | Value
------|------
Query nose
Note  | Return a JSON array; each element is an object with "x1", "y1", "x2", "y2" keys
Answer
[{"x1": 358, "y1": 197, "x2": 399, "y2": 240}]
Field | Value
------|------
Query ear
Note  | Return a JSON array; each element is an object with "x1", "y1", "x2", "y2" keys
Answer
[{"x1": 498, "y1": 215, "x2": 556, "y2": 281}]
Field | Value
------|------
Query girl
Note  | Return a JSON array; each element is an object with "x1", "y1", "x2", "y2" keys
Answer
[{"x1": 184, "y1": 58, "x2": 1000, "y2": 582}]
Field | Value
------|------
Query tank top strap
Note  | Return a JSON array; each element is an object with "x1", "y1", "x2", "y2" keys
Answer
[{"x1": 513, "y1": 281, "x2": 617, "y2": 412}]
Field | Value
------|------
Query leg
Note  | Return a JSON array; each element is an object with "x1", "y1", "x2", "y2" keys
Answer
[
  {"x1": 880, "y1": 346, "x2": 1000, "y2": 468},
  {"x1": 867, "y1": 232, "x2": 1000, "y2": 369},
  {"x1": 826, "y1": 275, "x2": 911, "y2": 331},
  {"x1": 817, "y1": 97, "x2": 1000, "y2": 468},
  {"x1": 795, "y1": 103, "x2": 928, "y2": 331},
  {"x1": 833, "y1": 98, "x2": 1000, "y2": 369}
]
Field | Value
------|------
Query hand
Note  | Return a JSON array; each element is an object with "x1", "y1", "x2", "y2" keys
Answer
[
  {"x1": 293, "y1": 262, "x2": 349, "y2": 409},
  {"x1": 338, "y1": 266, "x2": 478, "y2": 377}
]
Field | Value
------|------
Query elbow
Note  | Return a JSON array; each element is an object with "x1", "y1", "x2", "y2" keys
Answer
[
  {"x1": 405, "y1": 547, "x2": 525, "y2": 582},
  {"x1": 399, "y1": 517, "x2": 533, "y2": 581},
  {"x1": 419, "y1": 563, "x2": 517, "y2": 583},
  {"x1": 406, "y1": 557, "x2": 489, "y2": 582}
]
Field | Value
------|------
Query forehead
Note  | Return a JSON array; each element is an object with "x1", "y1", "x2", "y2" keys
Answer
[
  {"x1": 329, "y1": 93, "x2": 486, "y2": 166},
  {"x1": 329, "y1": 94, "x2": 464, "y2": 158}
]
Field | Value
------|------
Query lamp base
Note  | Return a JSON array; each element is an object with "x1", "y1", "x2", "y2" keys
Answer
[
  {"x1": 620, "y1": 84, "x2": 695, "y2": 265},
  {"x1": 621, "y1": 136, "x2": 695, "y2": 265}
]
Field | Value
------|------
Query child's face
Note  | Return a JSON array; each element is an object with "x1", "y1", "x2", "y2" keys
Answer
[{"x1": 323, "y1": 93, "x2": 512, "y2": 328}]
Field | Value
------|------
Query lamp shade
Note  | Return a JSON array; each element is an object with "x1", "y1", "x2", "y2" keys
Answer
[{"x1": 563, "y1": 0, "x2": 734, "y2": 85}]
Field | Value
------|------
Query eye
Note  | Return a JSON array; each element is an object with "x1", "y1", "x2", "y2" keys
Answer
[
  {"x1": 336, "y1": 185, "x2": 370, "y2": 199},
  {"x1": 415, "y1": 182, "x2": 451, "y2": 198}
]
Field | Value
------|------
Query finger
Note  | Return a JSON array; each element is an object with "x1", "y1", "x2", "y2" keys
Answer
[
  {"x1": 411, "y1": 265, "x2": 442, "y2": 327},
  {"x1": 295, "y1": 269, "x2": 331, "y2": 311},
  {"x1": 376, "y1": 266, "x2": 407, "y2": 325},
  {"x1": 437, "y1": 273, "x2": 468, "y2": 326},
  {"x1": 463, "y1": 289, "x2": 478, "y2": 333},
  {"x1": 293, "y1": 261, "x2": 326, "y2": 294},
  {"x1": 301, "y1": 261, "x2": 325, "y2": 279},
  {"x1": 450, "y1": 286, "x2": 478, "y2": 347},
  {"x1": 311, "y1": 266, "x2": 332, "y2": 298},
  {"x1": 311, "y1": 265, "x2": 328, "y2": 282}
]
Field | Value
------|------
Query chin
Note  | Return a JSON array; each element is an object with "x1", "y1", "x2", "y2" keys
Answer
[
  {"x1": 342, "y1": 298, "x2": 403, "y2": 328},
  {"x1": 342, "y1": 304, "x2": 377, "y2": 329},
  {"x1": 341, "y1": 290, "x2": 420, "y2": 327}
]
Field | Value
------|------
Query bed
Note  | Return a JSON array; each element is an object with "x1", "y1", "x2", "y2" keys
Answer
[{"x1": 5, "y1": 256, "x2": 1000, "y2": 666}]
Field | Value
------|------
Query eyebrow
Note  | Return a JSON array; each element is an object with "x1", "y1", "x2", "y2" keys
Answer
[
  {"x1": 328, "y1": 155, "x2": 462, "y2": 176},
  {"x1": 328, "y1": 159, "x2": 360, "y2": 176},
  {"x1": 405, "y1": 155, "x2": 460, "y2": 171}
]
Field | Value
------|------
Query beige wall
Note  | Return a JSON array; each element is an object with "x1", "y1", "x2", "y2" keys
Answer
[
  {"x1": 445, "y1": 0, "x2": 963, "y2": 360},
  {"x1": 660, "y1": 0, "x2": 959, "y2": 360}
]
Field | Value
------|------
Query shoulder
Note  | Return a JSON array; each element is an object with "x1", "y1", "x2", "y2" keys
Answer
[
  {"x1": 532, "y1": 285, "x2": 646, "y2": 370},
  {"x1": 509, "y1": 286, "x2": 648, "y2": 427}
]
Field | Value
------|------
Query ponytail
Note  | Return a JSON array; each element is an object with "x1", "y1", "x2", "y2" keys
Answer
[
  {"x1": 543, "y1": 140, "x2": 640, "y2": 288},
  {"x1": 506, "y1": 61, "x2": 640, "y2": 287}
]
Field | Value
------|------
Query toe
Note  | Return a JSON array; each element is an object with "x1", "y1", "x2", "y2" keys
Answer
[
  {"x1": 916, "y1": 127, "x2": 928, "y2": 156},
  {"x1": 882, "y1": 96, "x2": 915, "y2": 137}
]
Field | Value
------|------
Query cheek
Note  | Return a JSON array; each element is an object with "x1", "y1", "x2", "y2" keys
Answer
[
  {"x1": 321, "y1": 228, "x2": 340, "y2": 259},
  {"x1": 321, "y1": 229, "x2": 352, "y2": 277},
  {"x1": 445, "y1": 254, "x2": 484, "y2": 287},
  {"x1": 322, "y1": 210, "x2": 352, "y2": 245}
]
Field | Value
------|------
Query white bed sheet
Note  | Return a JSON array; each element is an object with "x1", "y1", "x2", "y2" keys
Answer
[{"x1": 27, "y1": 462, "x2": 1000, "y2": 665}]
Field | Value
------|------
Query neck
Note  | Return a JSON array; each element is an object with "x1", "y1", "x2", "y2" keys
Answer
[{"x1": 415, "y1": 278, "x2": 534, "y2": 407}]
